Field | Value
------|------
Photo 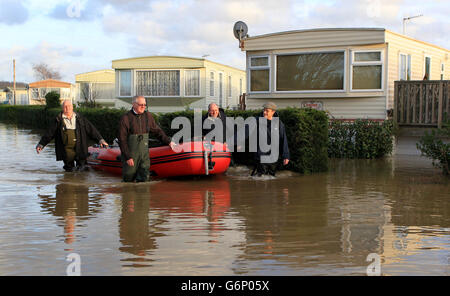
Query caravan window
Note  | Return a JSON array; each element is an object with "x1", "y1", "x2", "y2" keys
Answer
[
  {"x1": 209, "y1": 72, "x2": 215, "y2": 97},
  {"x1": 351, "y1": 50, "x2": 383, "y2": 91},
  {"x1": 136, "y1": 70, "x2": 180, "y2": 96},
  {"x1": 31, "y1": 88, "x2": 39, "y2": 99},
  {"x1": 185, "y1": 70, "x2": 200, "y2": 96},
  {"x1": 276, "y1": 52, "x2": 345, "y2": 91},
  {"x1": 249, "y1": 56, "x2": 270, "y2": 92},
  {"x1": 424, "y1": 56, "x2": 431, "y2": 79},
  {"x1": 399, "y1": 53, "x2": 411, "y2": 81},
  {"x1": 119, "y1": 70, "x2": 132, "y2": 96}
]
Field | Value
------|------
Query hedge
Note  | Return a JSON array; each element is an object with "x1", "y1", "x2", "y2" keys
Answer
[{"x1": 328, "y1": 119, "x2": 394, "y2": 159}]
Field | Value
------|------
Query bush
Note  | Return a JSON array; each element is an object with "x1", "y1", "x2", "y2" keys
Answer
[
  {"x1": 0, "y1": 105, "x2": 59, "y2": 128},
  {"x1": 45, "y1": 91, "x2": 61, "y2": 109},
  {"x1": 75, "y1": 107, "x2": 125, "y2": 144},
  {"x1": 417, "y1": 117, "x2": 450, "y2": 175},
  {"x1": 278, "y1": 108, "x2": 329, "y2": 173},
  {"x1": 328, "y1": 119, "x2": 394, "y2": 159}
]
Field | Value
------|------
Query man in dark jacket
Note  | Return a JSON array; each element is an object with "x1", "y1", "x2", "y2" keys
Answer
[
  {"x1": 36, "y1": 100, "x2": 108, "y2": 172},
  {"x1": 202, "y1": 103, "x2": 228, "y2": 143},
  {"x1": 252, "y1": 102, "x2": 290, "y2": 176},
  {"x1": 118, "y1": 95, "x2": 175, "y2": 182}
]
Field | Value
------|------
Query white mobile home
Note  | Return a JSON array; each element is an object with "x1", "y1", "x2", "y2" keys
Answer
[
  {"x1": 241, "y1": 28, "x2": 449, "y2": 119},
  {"x1": 28, "y1": 79, "x2": 75, "y2": 105},
  {"x1": 111, "y1": 56, "x2": 246, "y2": 112},
  {"x1": 75, "y1": 69, "x2": 115, "y2": 107}
]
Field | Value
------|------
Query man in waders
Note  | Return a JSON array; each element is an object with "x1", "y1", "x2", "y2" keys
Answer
[
  {"x1": 36, "y1": 100, "x2": 109, "y2": 172},
  {"x1": 118, "y1": 95, "x2": 175, "y2": 182},
  {"x1": 252, "y1": 102, "x2": 290, "y2": 176}
]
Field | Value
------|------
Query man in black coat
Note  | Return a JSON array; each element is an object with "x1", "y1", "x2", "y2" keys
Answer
[
  {"x1": 36, "y1": 100, "x2": 108, "y2": 171},
  {"x1": 252, "y1": 102, "x2": 290, "y2": 176}
]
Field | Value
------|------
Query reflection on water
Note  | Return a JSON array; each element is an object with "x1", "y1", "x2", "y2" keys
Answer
[
  {"x1": 0, "y1": 123, "x2": 449, "y2": 275},
  {"x1": 39, "y1": 176, "x2": 104, "y2": 247}
]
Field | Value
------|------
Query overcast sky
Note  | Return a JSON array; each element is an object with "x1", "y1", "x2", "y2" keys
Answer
[{"x1": 0, "y1": 0, "x2": 448, "y2": 83}]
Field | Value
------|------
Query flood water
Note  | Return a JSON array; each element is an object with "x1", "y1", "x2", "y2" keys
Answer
[{"x1": 0, "y1": 122, "x2": 449, "y2": 276}]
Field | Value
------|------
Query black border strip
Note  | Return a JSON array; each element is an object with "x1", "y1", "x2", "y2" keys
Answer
[
  {"x1": 152, "y1": 155, "x2": 232, "y2": 166},
  {"x1": 88, "y1": 154, "x2": 231, "y2": 167},
  {"x1": 93, "y1": 152, "x2": 231, "y2": 164}
]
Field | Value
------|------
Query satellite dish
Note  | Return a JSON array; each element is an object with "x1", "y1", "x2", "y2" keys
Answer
[{"x1": 233, "y1": 21, "x2": 248, "y2": 40}]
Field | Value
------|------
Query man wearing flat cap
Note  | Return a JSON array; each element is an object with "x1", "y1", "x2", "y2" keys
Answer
[{"x1": 252, "y1": 102, "x2": 290, "y2": 176}]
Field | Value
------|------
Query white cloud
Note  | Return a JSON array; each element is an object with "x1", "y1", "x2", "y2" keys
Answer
[
  {"x1": 0, "y1": 41, "x2": 102, "y2": 82},
  {"x1": 0, "y1": 0, "x2": 29, "y2": 25},
  {"x1": 98, "y1": 0, "x2": 296, "y2": 68}
]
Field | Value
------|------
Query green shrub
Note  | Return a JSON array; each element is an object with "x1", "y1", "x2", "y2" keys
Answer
[
  {"x1": 278, "y1": 108, "x2": 329, "y2": 173},
  {"x1": 75, "y1": 107, "x2": 125, "y2": 144},
  {"x1": 45, "y1": 91, "x2": 61, "y2": 109},
  {"x1": 328, "y1": 119, "x2": 394, "y2": 159},
  {"x1": 417, "y1": 117, "x2": 450, "y2": 175},
  {"x1": 156, "y1": 110, "x2": 196, "y2": 138},
  {"x1": 0, "y1": 105, "x2": 58, "y2": 128}
]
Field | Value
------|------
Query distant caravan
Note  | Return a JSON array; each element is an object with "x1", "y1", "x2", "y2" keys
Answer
[{"x1": 87, "y1": 140, "x2": 231, "y2": 178}]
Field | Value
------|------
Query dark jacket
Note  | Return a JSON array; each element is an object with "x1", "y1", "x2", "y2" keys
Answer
[
  {"x1": 118, "y1": 109, "x2": 171, "y2": 161},
  {"x1": 202, "y1": 107, "x2": 228, "y2": 142},
  {"x1": 38, "y1": 112, "x2": 104, "y2": 161},
  {"x1": 254, "y1": 111, "x2": 290, "y2": 163}
]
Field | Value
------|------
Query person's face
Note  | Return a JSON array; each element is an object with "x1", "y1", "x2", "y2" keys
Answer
[
  {"x1": 263, "y1": 108, "x2": 275, "y2": 120},
  {"x1": 133, "y1": 97, "x2": 146, "y2": 114},
  {"x1": 63, "y1": 102, "x2": 73, "y2": 117},
  {"x1": 208, "y1": 105, "x2": 219, "y2": 118}
]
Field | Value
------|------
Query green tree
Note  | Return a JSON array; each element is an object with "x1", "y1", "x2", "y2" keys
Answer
[{"x1": 45, "y1": 91, "x2": 61, "y2": 109}]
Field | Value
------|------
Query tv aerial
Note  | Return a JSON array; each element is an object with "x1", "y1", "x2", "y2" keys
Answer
[{"x1": 233, "y1": 21, "x2": 248, "y2": 48}]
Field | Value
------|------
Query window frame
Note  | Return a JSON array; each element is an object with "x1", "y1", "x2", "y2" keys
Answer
[
  {"x1": 274, "y1": 50, "x2": 347, "y2": 93},
  {"x1": 118, "y1": 70, "x2": 132, "y2": 97},
  {"x1": 423, "y1": 55, "x2": 432, "y2": 79},
  {"x1": 135, "y1": 69, "x2": 181, "y2": 97},
  {"x1": 398, "y1": 52, "x2": 412, "y2": 81},
  {"x1": 184, "y1": 69, "x2": 201, "y2": 97},
  {"x1": 227, "y1": 75, "x2": 232, "y2": 98},
  {"x1": 350, "y1": 49, "x2": 384, "y2": 92},
  {"x1": 31, "y1": 88, "x2": 40, "y2": 99},
  {"x1": 209, "y1": 71, "x2": 215, "y2": 97},
  {"x1": 239, "y1": 77, "x2": 243, "y2": 96},
  {"x1": 248, "y1": 55, "x2": 271, "y2": 94},
  {"x1": 218, "y1": 72, "x2": 223, "y2": 102}
]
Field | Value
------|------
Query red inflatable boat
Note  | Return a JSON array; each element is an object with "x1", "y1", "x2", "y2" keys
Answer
[{"x1": 87, "y1": 141, "x2": 231, "y2": 178}]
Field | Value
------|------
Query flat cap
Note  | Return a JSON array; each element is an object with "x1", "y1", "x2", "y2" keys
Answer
[{"x1": 263, "y1": 102, "x2": 277, "y2": 110}]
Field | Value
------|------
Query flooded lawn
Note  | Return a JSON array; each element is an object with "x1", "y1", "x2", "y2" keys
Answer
[{"x1": 0, "y1": 123, "x2": 448, "y2": 275}]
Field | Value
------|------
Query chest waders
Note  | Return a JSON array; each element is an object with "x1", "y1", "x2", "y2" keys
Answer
[
  {"x1": 122, "y1": 133, "x2": 150, "y2": 182},
  {"x1": 62, "y1": 127, "x2": 77, "y2": 170}
]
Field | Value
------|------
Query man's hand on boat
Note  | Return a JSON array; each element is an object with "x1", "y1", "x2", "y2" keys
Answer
[
  {"x1": 169, "y1": 141, "x2": 176, "y2": 151},
  {"x1": 99, "y1": 139, "x2": 109, "y2": 148}
]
